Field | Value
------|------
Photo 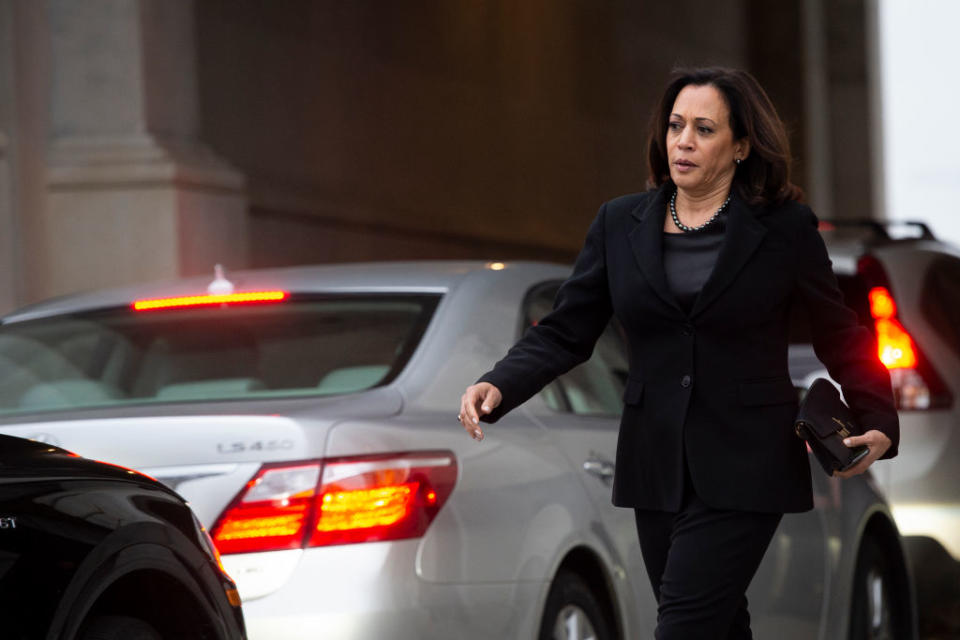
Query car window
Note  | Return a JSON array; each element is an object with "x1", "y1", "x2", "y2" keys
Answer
[
  {"x1": 0, "y1": 295, "x2": 439, "y2": 415},
  {"x1": 919, "y1": 254, "x2": 960, "y2": 357},
  {"x1": 523, "y1": 282, "x2": 627, "y2": 417}
]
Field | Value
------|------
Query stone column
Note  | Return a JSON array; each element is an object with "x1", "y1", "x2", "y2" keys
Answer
[
  {"x1": 801, "y1": 0, "x2": 874, "y2": 221},
  {"x1": 0, "y1": 128, "x2": 14, "y2": 314},
  {"x1": 0, "y1": 0, "x2": 17, "y2": 313},
  {"x1": 44, "y1": 0, "x2": 246, "y2": 298}
]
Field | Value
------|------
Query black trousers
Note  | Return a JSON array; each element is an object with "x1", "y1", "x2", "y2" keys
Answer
[{"x1": 634, "y1": 468, "x2": 782, "y2": 640}]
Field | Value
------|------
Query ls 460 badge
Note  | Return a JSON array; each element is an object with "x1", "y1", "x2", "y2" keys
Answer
[{"x1": 216, "y1": 439, "x2": 295, "y2": 454}]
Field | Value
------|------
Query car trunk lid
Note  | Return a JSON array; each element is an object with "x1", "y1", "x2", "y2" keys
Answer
[{"x1": 0, "y1": 388, "x2": 403, "y2": 526}]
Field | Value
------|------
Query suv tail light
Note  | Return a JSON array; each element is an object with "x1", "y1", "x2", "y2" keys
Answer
[
  {"x1": 859, "y1": 255, "x2": 951, "y2": 409},
  {"x1": 869, "y1": 287, "x2": 918, "y2": 369},
  {"x1": 211, "y1": 451, "x2": 457, "y2": 555}
]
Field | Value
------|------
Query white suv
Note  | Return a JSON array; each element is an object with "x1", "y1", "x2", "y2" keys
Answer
[{"x1": 789, "y1": 220, "x2": 960, "y2": 637}]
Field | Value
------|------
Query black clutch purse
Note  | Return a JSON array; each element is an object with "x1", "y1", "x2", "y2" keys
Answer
[{"x1": 794, "y1": 378, "x2": 870, "y2": 475}]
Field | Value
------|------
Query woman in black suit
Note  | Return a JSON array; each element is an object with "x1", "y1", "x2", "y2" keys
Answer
[{"x1": 457, "y1": 67, "x2": 899, "y2": 639}]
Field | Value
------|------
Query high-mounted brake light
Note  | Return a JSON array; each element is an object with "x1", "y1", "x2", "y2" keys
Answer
[
  {"x1": 211, "y1": 451, "x2": 457, "y2": 555},
  {"x1": 132, "y1": 291, "x2": 288, "y2": 311}
]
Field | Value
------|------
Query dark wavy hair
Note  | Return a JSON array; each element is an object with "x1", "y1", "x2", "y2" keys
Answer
[{"x1": 647, "y1": 67, "x2": 803, "y2": 206}]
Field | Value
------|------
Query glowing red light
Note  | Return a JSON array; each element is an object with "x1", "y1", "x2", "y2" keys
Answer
[
  {"x1": 876, "y1": 318, "x2": 918, "y2": 369},
  {"x1": 317, "y1": 482, "x2": 418, "y2": 532},
  {"x1": 868, "y1": 287, "x2": 897, "y2": 320},
  {"x1": 211, "y1": 453, "x2": 457, "y2": 554},
  {"x1": 132, "y1": 291, "x2": 288, "y2": 311},
  {"x1": 864, "y1": 286, "x2": 917, "y2": 370}
]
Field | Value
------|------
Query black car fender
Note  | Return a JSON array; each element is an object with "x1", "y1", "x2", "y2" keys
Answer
[{"x1": 47, "y1": 520, "x2": 235, "y2": 640}]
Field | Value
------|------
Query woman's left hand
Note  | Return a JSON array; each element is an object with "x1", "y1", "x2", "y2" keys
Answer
[{"x1": 833, "y1": 429, "x2": 892, "y2": 478}]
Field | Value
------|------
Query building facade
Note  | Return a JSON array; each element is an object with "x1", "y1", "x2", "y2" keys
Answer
[{"x1": 0, "y1": 0, "x2": 875, "y2": 313}]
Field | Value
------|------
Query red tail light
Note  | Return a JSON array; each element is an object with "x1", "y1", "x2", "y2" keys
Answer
[
  {"x1": 212, "y1": 464, "x2": 320, "y2": 555},
  {"x1": 858, "y1": 267, "x2": 950, "y2": 408},
  {"x1": 868, "y1": 287, "x2": 897, "y2": 320},
  {"x1": 868, "y1": 286, "x2": 918, "y2": 368},
  {"x1": 874, "y1": 317, "x2": 918, "y2": 369},
  {"x1": 211, "y1": 451, "x2": 457, "y2": 555},
  {"x1": 311, "y1": 453, "x2": 456, "y2": 546}
]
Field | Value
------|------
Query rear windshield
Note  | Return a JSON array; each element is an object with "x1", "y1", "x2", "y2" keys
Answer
[{"x1": 0, "y1": 294, "x2": 439, "y2": 416}]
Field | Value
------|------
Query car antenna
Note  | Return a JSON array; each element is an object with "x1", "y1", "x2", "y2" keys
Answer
[{"x1": 207, "y1": 264, "x2": 235, "y2": 295}]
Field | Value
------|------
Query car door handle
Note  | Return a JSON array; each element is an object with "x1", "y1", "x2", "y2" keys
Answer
[{"x1": 583, "y1": 458, "x2": 615, "y2": 485}]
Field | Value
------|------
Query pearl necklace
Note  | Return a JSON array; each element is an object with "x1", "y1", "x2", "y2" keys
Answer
[{"x1": 670, "y1": 189, "x2": 731, "y2": 233}]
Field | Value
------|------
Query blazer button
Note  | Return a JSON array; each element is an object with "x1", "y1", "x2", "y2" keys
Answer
[{"x1": 681, "y1": 374, "x2": 691, "y2": 388}]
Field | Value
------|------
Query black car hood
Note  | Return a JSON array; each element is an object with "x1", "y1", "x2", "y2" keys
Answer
[{"x1": 0, "y1": 434, "x2": 157, "y2": 486}]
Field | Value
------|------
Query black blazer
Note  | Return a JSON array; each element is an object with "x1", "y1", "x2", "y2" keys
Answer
[{"x1": 479, "y1": 185, "x2": 899, "y2": 514}]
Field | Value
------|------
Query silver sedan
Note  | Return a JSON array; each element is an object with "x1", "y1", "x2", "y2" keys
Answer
[{"x1": 0, "y1": 260, "x2": 915, "y2": 639}]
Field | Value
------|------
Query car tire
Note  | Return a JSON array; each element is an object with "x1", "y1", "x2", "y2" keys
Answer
[
  {"x1": 79, "y1": 615, "x2": 163, "y2": 640},
  {"x1": 538, "y1": 569, "x2": 613, "y2": 640},
  {"x1": 849, "y1": 536, "x2": 906, "y2": 640}
]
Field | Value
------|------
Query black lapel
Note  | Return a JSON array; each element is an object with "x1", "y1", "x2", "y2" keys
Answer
[
  {"x1": 627, "y1": 185, "x2": 684, "y2": 315},
  {"x1": 689, "y1": 194, "x2": 767, "y2": 318}
]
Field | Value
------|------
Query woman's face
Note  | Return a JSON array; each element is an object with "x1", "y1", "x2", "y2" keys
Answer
[{"x1": 666, "y1": 83, "x2": 747, "y2": 196}]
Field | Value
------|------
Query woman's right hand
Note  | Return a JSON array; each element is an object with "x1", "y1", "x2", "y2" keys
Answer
[{"x1": 458, "y1": 382, "x2": 503, "y2": 441}]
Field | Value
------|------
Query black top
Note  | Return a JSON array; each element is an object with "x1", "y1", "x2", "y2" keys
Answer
[{"x1": 662, "y1": 211, "x2": 727, "y2": 314}]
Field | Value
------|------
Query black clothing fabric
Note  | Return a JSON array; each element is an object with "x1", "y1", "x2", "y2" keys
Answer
[
  {"x1": 478, "y1": 183, "x2": 899, "y2": 513},
  {"x1": 634, "y1": 493, "x2": 782, "y2": 639},
  {"x1": 662, "y1": 211, "x2": 727, "y2": 314}
]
